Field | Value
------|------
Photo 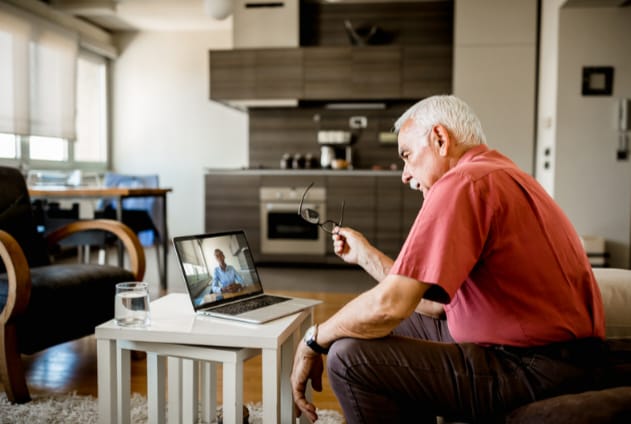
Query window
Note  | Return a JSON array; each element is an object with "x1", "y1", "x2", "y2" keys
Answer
[
  {"x1": 0, "y1": 133, "x2": 18, "y2": 159},
  {"x1": 75, "y1": 52, "x2": 108, "y2": 164},
  {"x1": 0, "y1": 4, "x2": 109, "y2": 171},
  {"x1": 29, "y1": 136, "x2": 67, "y2": 161}
]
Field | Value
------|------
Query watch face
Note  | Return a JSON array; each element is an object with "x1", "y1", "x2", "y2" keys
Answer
[{"x1": 305, "y1": 325, "x2": 316, "y2": 342}]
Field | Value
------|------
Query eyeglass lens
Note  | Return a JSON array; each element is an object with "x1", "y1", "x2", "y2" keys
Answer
[{"x1": 298, "y1": 182, "x2": 344, "y2": 234}]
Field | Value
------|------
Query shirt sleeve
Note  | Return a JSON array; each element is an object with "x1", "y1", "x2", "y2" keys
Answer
[{"x1": 390, "y1": 170, "x2": 494, "y2": 302}]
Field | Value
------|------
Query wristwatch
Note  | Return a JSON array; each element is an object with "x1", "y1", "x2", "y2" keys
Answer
[{"x1": 304, "y1": 324, "x2": 329, "y2": 355}]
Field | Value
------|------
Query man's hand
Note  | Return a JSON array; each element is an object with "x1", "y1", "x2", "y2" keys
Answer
[
  {"x1": 291, "y1": 342, "x2": 324, "y2": 423},
  {"x1": 333, "y1": 226, "x2": 371, "y2": 265}
]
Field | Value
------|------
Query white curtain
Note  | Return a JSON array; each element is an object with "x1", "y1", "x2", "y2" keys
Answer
[
  {"x1": 0, "y1": 3, "x2": 78, "y2": 140},
  {"x1": 0, "y1": 7, "x2": 30, "y2": 135}
]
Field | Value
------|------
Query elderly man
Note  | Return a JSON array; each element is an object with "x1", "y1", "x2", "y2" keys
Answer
[{"x1": 291, "y1": 95, "x2": 607, "y2": 423}]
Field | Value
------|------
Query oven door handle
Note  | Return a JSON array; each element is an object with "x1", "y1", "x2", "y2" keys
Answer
[{"x1": 265, "y1": 202, "x2": 321, "y2": 213}]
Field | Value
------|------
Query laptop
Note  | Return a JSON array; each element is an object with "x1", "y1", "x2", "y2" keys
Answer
[{"x1": 173, "y1": 230, "x2": 321, "y2": 324}]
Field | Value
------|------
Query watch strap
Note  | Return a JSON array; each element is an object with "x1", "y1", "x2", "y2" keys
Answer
[{"x1": 305, "y1": 324, "x2": 329, "y2": 355}]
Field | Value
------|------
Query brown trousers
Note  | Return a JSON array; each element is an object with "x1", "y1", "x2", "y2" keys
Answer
[{"x1": 326, "y1": 313, "x2": 628, "y2": 423}]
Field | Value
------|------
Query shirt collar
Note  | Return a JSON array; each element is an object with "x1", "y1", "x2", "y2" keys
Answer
[{"x1": 457, "y1": 144, "x2": 489, "y2": 166}]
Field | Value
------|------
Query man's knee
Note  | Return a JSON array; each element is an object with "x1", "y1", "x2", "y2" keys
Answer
[{"x1": 326, "y1": 337, "x2": 362, "y2": 381}]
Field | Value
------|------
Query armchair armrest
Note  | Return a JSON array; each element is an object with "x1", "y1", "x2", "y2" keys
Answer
[
  {"x1": 45, "y1": 219, "x2": 146, "y2": 282},
  {"x1": 0, "y1": 230, "x2": 32, "y2": 325}
]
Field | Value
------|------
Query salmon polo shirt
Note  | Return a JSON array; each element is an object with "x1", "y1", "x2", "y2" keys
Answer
[{"x1": 390, "y1": 145, "x2": 605, "y2": 347}]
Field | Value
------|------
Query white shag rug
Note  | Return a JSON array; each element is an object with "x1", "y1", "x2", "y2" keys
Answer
[{"x1": 0, "y1": 392, "x2": 344, "y2": 424}]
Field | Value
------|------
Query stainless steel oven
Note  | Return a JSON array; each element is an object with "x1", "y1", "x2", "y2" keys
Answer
[{"x1": 260, "y1": 186, "x2": 326, "y2": 255}]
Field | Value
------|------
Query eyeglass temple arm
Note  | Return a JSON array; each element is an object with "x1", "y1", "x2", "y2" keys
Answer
[
  {"x1": 298, "y1": 182, "x2": 315, "y2": 215},
  {"x1": 338, "y1": 200, "x2": 345, "y2": 227}
]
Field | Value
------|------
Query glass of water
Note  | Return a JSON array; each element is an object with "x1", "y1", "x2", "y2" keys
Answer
[{"x1": 115, "y1": 282, "x2": 151, "y2": 327}]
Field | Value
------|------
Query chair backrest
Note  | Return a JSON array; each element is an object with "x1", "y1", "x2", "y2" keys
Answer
[
  {"x1": 0, "y1": 166, "x2": 51, "y2": 269},
  {"x1": 97, "y1": 172, "x2": 161, "y2": 246}
]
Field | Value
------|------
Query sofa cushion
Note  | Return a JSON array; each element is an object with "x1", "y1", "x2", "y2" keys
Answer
[
  {"x1": 593, "y1": 268, "x2": 631, "y2": 338},
  {"x1": 507, "y1": 386, "x2": 631, "y2": 424}
]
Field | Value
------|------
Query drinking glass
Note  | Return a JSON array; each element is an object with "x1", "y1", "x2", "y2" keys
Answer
[{"x1": 114, "y1": 282, "x2": 151, "y2": 327}]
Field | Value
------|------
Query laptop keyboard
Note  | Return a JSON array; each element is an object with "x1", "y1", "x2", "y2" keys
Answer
[{"x1": 210, "y1": 295, "x2": 289, "y2": 315}]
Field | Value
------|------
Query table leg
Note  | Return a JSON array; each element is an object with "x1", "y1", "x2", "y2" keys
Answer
[
  {"x1": 223, "y1": 358, "x2": 243, "y2": 424},
  {"x1": 117, "y1": 344, "x2": 131, "y2": 424},
  {"x1": 147, "y1": 352, "x2": 167, "y2": 424},
  {"x1": 200, "y1": 362, "x2": 217, "y2": 423},
  {"x1": 262, "y1": 348, "x2": 281, "y2": 423},
  {"x1": 280, "y1": 332, "x2": 296, "y2": 424},
  {"x1": 160, "y1": 193, "x2": 168, "y2": 292},
  {"x1": 97, "y1": 339, "x2": 117, "y2": 424},
  {"x1": 295, "y1": 312, "x2": 314, "y2": 424},
  {"x1": 167, "y1": 357, "x2": 182, "y2": 424},
  {"x1": 182, "y1": 359, "x2": 198, "y2": 423}
]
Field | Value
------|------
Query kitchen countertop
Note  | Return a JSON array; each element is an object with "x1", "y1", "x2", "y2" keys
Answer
[{"x1": 205, "y1": 168, "x2": 403, "y2": 176}]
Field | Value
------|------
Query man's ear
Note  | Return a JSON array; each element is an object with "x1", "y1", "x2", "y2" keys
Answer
[{"x1": 433, "y1": 124, "x2": 452, "y2": 156}]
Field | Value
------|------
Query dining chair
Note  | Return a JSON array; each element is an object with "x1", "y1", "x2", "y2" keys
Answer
[{"x1": 94, "y1": 172, "x2": 163, "y2": 283}]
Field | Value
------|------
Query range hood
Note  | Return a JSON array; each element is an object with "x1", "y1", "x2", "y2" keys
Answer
[{"x1": 232, "y1": 0, "x2": 299, "y2": 48}]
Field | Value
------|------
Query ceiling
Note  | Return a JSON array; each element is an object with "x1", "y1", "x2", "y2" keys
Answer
[
  {"x1": 49, "y1": 0, "x2": 630, "y2": 33},
  {"x1": 563, "y1": 0, "x2": 630, "y2": 7},
  {"x1": 47, "y1": 0, "x2": 451, "y2": 32},
  {"x1": 48, "y1": 0, "x2": 233, "y2": 32}
]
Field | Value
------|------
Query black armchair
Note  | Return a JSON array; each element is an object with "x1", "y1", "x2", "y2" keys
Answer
[{"x1": 0, "y1": 166, "x2": 146, "y2": 403}]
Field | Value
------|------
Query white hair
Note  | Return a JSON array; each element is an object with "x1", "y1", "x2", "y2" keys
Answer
[{"x1": 394, "y1": 95, "x2": 487, "y2": 147}]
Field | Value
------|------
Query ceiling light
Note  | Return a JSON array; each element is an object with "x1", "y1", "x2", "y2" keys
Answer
[{"x1": 204, "y1": 0, "x2": 233, "y2": 20}]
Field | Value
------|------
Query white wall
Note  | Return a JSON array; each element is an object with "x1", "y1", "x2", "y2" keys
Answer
[
  {"x1": 555, "y1": 7, "x2": 631, "y2": 267},
  {"x1": 111, "y1": 31, "x2": 248, "y2": 242},
  {"x1": 453, "y1": 0, "x2": 537, "y2": 174}
]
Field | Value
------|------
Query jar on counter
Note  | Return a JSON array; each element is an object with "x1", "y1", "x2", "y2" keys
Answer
[
  {"x1": 280, "y1": 153, "x2": 292, "y2": 169},
  {"x1": 292, "y1": 153, "x2": 305, "y2": 169},
  {"x1": 304, "y1": 153, "x2": 315, "y2": 169}
]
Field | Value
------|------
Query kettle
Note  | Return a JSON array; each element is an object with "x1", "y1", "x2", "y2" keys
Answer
[{"x1": 320, "y1": 146, "x2": 334, "y2": 169}]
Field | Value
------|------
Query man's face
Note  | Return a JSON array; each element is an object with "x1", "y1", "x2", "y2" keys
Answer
[
  {"x1": 215, "y1": 251, "x2": 225, "y2": 263},
  {"x1": 398, "y1": 118, "x2": 449, "y2": 197}
]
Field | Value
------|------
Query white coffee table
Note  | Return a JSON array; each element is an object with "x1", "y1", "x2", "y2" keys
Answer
[{"x1": 95, "y1": 293, "x2": 314, "y2": 424}]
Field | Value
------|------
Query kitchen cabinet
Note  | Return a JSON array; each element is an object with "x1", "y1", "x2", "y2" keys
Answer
[
  {"x1": 205, "y1": 174, "x2": 261, "y2": 258},
  {"x1": 376, "y1": 176, "x2": 403, "y2": 258},
  {"x1": 209, "y1": 49, "x2": 303, "y2": 101},
  {"x1": 402, "y1": 45, "x2": 453, "y2": 98},
  {"x1": 351, "y1": 46, "x2": 401, "y2": 99},
  {"x1": 205, "y1": 171, "x2": 422, "y2": 264},
  {"x1": 303, "y1": 47, "x2": 353, "y2": 99},
  {"x1": 325, "y1": 176, "x2": 376, "y2": 256},
  {"x1": 209, "y1": 45, "x2": 451, "y2": 103},
  {"x1": 376, "y1": 176, "x2": 424, "y2": 258}
]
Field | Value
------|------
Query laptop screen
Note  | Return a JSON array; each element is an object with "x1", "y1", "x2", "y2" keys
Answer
[{"x1": 173, "y1": 230, "x2": 264, "y2": 311}]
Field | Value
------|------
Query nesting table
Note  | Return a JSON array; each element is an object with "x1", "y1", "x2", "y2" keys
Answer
[{"x1": 95, "y1": 293, "x2": 314, "y2": 423}]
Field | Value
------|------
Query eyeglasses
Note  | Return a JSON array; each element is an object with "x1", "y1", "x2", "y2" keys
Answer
[{"x1": 298, "y1": 182, "x2": 345, "y2": 234}]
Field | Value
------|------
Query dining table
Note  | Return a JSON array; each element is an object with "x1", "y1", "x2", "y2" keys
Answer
[{"x1": 28, "y1": 185, "x2": 172, "y2": 291}]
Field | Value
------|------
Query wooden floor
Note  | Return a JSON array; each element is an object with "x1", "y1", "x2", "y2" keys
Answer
[{"x1": 1, "y1": 289, "x2": 354, "y2": 415}]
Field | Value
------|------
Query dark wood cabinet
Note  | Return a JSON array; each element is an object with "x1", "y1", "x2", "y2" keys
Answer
[
  {"x1": 205, "y1": 172, "x2": 423, "y2": 264},
  {"x1": 325, "y1": 176, "x2": 376, "y2": 256},
  {"x1": 209, "y1": 49, "x2": 303, "y2": 101},
  {"x1": 303, "y1": 47, "x2": 352, "y2": 99},
  {"x1": 402, "y1": 185, "x2": 423, "y2": 237},
  {"x1": 209, "y1": 45, "x2": 451, "y2": 102},
  {"x1": 376, "y1": 176, "x2": 403, "y2": 258},
  {"x1": 204, "y1": 174, "x2": 261, "y2": 257},
  {"x1": 351, "y1": 47, "x2": 401, "y2": 99},
  {"x1": 402, "y1": 45, "x2": 452, "y2": 99}
]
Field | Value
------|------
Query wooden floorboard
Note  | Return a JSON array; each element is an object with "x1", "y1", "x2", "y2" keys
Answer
[{"x1": 1, "y1": 289, "x2": 354, "y2": 415}]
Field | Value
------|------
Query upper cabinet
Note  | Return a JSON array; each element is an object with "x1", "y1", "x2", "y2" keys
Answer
[
  {"x1": 209, "y1": 45, "x2": 451, "y2": 103},
  {"x1": 209, "y1": 49, "x2": 303, "y2": 102},
  {"x1": 209, "y1": 1, "x2": 454, "y2": 104}
]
